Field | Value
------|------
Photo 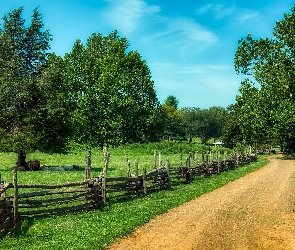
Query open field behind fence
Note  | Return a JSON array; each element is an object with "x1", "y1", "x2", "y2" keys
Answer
[{"x1": 0, "y1": 149, "x2": 257, "y2": 236}]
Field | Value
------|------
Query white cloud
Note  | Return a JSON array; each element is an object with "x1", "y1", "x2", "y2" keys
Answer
[
  {"x1": 196, "y1": 4, "x2": 213, "y2": 15},
  {"x1": 196, "y1": 3, "x2": 235, "y2": 20},
  {"x1": 144, "y1": 17, "x2": 218, "y2": 60},
  {"x1": 213, "y1": 4, "x2": 235, "y2": 20},
  {"x1": 237, "y1": 11, "x2": 259, "y2": 23},
  {"x1": 103, "y1": 0, "x2": 160, "y2": 35}
]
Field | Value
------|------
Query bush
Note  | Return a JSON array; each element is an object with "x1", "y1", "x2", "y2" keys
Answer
[{"x1": 111, "y1": 141, "x2": 227, "y2": 156}]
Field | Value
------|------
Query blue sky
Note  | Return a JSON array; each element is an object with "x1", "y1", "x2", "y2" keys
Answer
[{"x1": 0, "y1": 0, "x2": 294, "y2": 108}]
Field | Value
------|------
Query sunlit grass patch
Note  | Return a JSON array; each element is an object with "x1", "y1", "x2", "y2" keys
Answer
[{"x1": 0, "y1": 151, "x2": 268, "y2": 250}]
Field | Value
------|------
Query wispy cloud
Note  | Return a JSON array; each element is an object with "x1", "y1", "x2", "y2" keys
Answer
[
  {"x1": 196, "y1": 4, "x2": 214, "y2": 15},
  {"x1": 196, "y1": 3, "x2": 235, "y2": 20},
  {"x1": 213, "y1": 4, "x2": 235, "y2": 20},
  {"x1": 102, "y1": 0, "x2": 218, "y2": 61},
  {"x1": 237, "y1": 11, "x2": 259, "y2": 23},
  {"x1": 103, "y1": 0, "x2": 160, "y2": 35},
  {"x1": 143, "y1": 17, "x2": 218, "y2": 60}
]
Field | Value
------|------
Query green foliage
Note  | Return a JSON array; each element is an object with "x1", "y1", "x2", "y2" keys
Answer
[
  {"x1": 181, "y1": 107, "x2": 200, "y2": 143},
  {"x1": 0, "y1": 7, "x2": 70, "y2": 154},
  {"x1": 182, "y1": 106, "x2": 228, "y2": 144},
  {"x1": 222, "y1": 104, "x2": 243, "y2": 148},
  {"x1": 234, "y1": 4, "x2": 295, "y2": 151},
  {"x1": 161, "y1": 95, "x2": 228, "y2": 144},
  {"x1": 0, "y1": 7, "x2": 161, "y2": 154},
  {"x1": 64, "y1": 31, "x2": 158, "y2": 149},
  {"x1": 164, "y1": 95, "x2": 179, "y2": 109},
  {"x1": 112, "y1": 140, "x2": 212, "y2": 156},
  {"x1": 162, "y1": 96, "x2": 184, "y2": 139}
]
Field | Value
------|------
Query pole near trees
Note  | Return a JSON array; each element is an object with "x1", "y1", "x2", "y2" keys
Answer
[{"x1": 13, "y1": 168, "x2": 18, "y2": 236}]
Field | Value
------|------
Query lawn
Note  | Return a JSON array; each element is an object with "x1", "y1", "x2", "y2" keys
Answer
[{"x1": 0, "y1": 144, "x2": 268, "y2": 250}]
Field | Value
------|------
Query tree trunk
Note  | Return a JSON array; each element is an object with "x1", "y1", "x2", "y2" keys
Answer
[{"x1": 17, "y1": 151, "x2": 26, "y2": 169}]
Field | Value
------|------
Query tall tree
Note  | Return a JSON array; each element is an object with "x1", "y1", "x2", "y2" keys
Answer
[
  {"x1": 36, "y1": 53, "x2": 72, "y2": 152},
  {"x1": 143, "y1": 104, "x2": 166, "y2": 142},
  {"x1": 234, "y1": 4, "x2": 295, "y2": 151},
  {"x1": 65, "y1": 31, "x2": 158, "y2": 148},
  {"x1": 181, "y1": 107, "x2": 200, "y2": 143},
  {"x1": 194, "y1": 107, "x2": 228, "y2": 144},
  {"x1": 164, "y1": 95, "x2": 179, "y2": 109},
  {"x1": 208, "y1": 106, "x2": 228, "y2": 141},
  {"x1": 222, "y1": 104, "x2": 243, "y2": 148},
  {"x1": 0, "y1": 8, "x2": 70, "y2": 164},
  {"x1": 162, "y1": 96, "x2": 184, "y2": 140}
]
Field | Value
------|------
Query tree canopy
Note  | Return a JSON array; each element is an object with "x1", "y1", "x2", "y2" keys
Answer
[
  {"x1": 192, "y1": 106, "x2": 227, "y2": 144},
  {"x1": 221, "y1": 104, "x2": 243, "y2": 148},
  {"x1": 0, "y1": 7, "x2": 71, "y2": 154},
  {"x1": 0, "y1": 7, "x2": 231, "y2": 155},
  {"x1": 64, "y1": 31, "x2": 158, "y2": 148},
  {"x1": 234, "y1": 4, "x2": 295, "y2": 151},
  {"x1": 164, "y1": 95, "x2": 179, "y2": 109},
  {"x1": 0, "y1": 7, "x2": 159, "y2": 154},
  {"x1": 161, "y1": 95, "x2": 184, "y2": 140},
  {"x1": 162, "y1": 97, "x2": 228, "y2": 144}
]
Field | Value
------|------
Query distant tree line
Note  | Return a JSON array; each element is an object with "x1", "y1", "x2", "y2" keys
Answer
[
  {"x1": 0, "y1": 7, "x2": 230, "y2": 161},
  {"x1": 161, "y1": 95, "x2": 228, "y2": 144}
]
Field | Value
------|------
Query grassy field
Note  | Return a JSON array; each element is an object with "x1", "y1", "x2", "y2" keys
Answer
[
  {"x1": 0, "y1": 141, "x2": 215, "y2": 183},
  {"x1": 0, "y1": 143, "x2": 268, "y2": 250}
]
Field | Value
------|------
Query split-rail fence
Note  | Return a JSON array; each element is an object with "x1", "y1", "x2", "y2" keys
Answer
[{"x1": 0, "y1": 149, "x2": 257, "y2": 236}]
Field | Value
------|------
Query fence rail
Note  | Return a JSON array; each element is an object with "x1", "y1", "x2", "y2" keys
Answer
[{"x1": 0, "y1": 149, "x2": 258, "y2": 236}]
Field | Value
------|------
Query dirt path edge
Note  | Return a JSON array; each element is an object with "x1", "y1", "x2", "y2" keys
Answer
[{"x1": 107, "y1": 156, "x2": 295, "y2": 250}]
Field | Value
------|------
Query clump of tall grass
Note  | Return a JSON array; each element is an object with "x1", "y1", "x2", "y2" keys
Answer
[{"x1": 110, "y1": 141, "x2": 229, "y2": 156}]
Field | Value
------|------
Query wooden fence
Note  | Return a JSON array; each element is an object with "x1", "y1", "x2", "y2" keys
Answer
[{"x1": 0, "y1": 149, "x2": 257, "y2": 236}]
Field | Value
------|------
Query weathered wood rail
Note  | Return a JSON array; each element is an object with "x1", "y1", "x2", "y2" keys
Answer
[{"x1": 0, "y1": 149, "x2": 258, "y2": 236}]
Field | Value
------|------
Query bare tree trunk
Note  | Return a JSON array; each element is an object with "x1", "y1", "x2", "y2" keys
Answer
[{"x1": 17, "y1": 151, "x2": 26, "y2": 169}]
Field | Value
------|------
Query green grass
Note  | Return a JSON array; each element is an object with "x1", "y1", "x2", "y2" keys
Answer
[{"x1": 0, "y1": 148, "x2": 268, "y2": 250}]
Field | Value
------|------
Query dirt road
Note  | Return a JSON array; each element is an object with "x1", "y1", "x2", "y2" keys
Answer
[{"x1": 108, "y1": 156, "x2": 295, "y2": 250}]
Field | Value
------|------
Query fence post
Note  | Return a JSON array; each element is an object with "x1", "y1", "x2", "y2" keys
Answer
[
  {"x1": 102, "y1": 151, "x2": 109, "y2": 207},
  {"x1": 205, "y1": 153, "x2": 209, "y2": 177},
  {"x1": 209, "y1": 151, "x2": 213, "y2": 164},
  {"x1": 159, "y1": 152, "x2": 162, "y2": 167},
  {"x1": 126, "y1": 159, "x2": 131, "y2": 178},
  {"x1": 217, "y1": 151, "x2": 220, "y2": 174},
  {"x1": 102, "y1": 168, "x2": 107, "y2": 206},
  {"x1": 153, "y1": 150, "x2": 157, "y2": 169},
  {"x1": 84, "y1": 151, "x2": 91, "y2": 206},
  {"x1": 179, "y1": 153, "x2": 183, "y2": 166},
  {"x1": 13, "y1": 168, "x2": 18, "y2": 236},
  {"x1": 166, "y1": 158, "x2": 171, "y2": 190},
  {"x1": 142, "y1": 168, "x2": 147, "y2": 196},
  {"x1": 104, "y1": 151, "x2": 110, "y2": 174},
  {"x1": 202, "y1": 152, "x2": 205, "y2": 164},
  {"x1": 187, "y1": 153, "x2": 192, "y2": 182},
  {"x1": 85, "y1": 151, "x2": 91, "y2": 179},
  {"x1": 0, "y1": 184, "x2": 5, "y2": 201},
  {"x1": 103, "y1": 147, "x2": 108, "y2": 168},
  {"x1": 135, "y1": 159, "x2": 138, "y2": 177}
]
